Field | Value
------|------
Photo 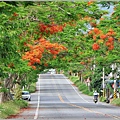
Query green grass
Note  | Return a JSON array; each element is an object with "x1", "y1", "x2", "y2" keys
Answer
[
  {"x1": 69, "y1": 76, "x2": 79, "y2": 83},
  {"x1": 0, "y1": 100, "x2": 28, "y2": 119},
  {"x1": 78, "y1": 83, "x2": 86, "y2": 91},
  {"x1": 111, "y1": 98, "x2": 120, "y2": 106},
  {"x1": 0, "y1": 82, "x2": 35, "y2": 119},
  {"x1": 69, "y1": 75, "x2": 93, "y2": 96}
]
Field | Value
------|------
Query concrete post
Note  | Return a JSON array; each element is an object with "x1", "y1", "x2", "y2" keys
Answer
[{"x1": 103, "y1": 67, "x2": 105, "y2": 97}]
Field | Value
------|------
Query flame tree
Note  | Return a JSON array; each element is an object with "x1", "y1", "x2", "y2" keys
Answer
[{"x1": 0, "y1": 1, "x2": 120, "y2": 102}]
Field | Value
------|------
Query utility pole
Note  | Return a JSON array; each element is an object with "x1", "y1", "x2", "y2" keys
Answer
[
  {"x1": 111, "y1": 63, "x2": 117, "y2": 99},
  {"x1": 113, "y1": 66, "x2": 117, "y2": 99},
  {"x1": 102, "y1": 67, "x2": 105, "y2": 97},
  {"x1": 113, "y1": 79, "x2": 117, "y2": 99}
]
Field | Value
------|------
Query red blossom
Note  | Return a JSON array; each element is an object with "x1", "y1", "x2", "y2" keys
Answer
[
  {"x1": 80, "y1": 61, "x2": 85, "y2": 65},
  {"x1": 13, "y1": 12, "x2": 18, "y2": 17},
  {"x1": 92, "y1": 43, "x2": 100, "y2": 50},
  {"x1": 108, "y1": 37, "x2": 114, "y2": 42},
  {"x1": 88, "y1": 1, "x2": 93, "y2": 6},
  {"x1": 100, "y1": 34, "x2": 107, "y2": 39},
  {"x1": 93, "y1": 28, "x2": 99, "y2": 34},
  {"x1": 108, "y1": 45, "x2": 114, "y2": 50},
  {"x1": 39, "y1": 23, "x2": 64, "y2": 34}
]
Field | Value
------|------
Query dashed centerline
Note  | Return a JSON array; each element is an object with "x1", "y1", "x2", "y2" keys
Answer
[
  {"x1": 58, "y1": 94, "x2": 64, "y2": 103},
  {"x1": 57, "y1": 80, "x2": 120, "y2": 120}
]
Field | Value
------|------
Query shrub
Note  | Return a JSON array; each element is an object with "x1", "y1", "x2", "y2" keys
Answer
[
  {"x1": 78, "y1": 83, "x2": 87, "y2": 91},
  {"x1": 29, "y1": 85, "x2": 36, "y2": 93},
  {"x1": 0, "y1": 100, "x2": 28, "y2": 119},
  {"x1": 24, "y1": 83, "x2": 36, "y2": 93},
  {"x1": 14, "y1": 84, "x2": 22, "y2": 100},
  {"x1": 111, "y1": 98, "x2": 120, "y2": 106},
  {"x1": 82, "y1": 89, "x2": 89, "y2": 94},
  {"x1": 99, "y1": 96, "x2": 106, "y2": 102},
  {"x1": 88, "y1": 92, "x2": 93, "y2": 96},
  {"x1": 14, "y1": 100, "x2": 28, "y2": 108},
  {"x1": 70, "y1": 76, "x2": 78, "y2": 83},
  {"x1": 75, "y1": 80, "x2": 80, "y2": 87}
]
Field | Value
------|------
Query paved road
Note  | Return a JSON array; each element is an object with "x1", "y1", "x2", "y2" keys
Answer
[{"x1": 8, "y1": 74, "x2": 120, "y2": 120}]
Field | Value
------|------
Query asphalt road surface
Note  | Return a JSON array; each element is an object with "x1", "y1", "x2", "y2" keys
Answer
[{"x1": 8, "y1": 74, "x2": 120, "y2": 120}]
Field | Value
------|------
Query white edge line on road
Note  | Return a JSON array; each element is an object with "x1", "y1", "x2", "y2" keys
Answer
[
  {"x1": 34, "y1": 74, "x2": 40, "y2": 119},
  {"x1": 62, "y1": 74, "x2": 89, "y2": 103}
]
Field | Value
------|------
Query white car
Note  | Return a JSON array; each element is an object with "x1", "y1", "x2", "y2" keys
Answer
[{"x1": 22, "y1": 91, "x2": 31, "y2": 101}]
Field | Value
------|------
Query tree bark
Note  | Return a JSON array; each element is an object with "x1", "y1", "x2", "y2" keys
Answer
[{"x1": 0, "y1": 73, "x2": 17, "y2": 103}]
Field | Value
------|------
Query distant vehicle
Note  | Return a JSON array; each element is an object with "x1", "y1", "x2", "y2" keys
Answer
[
  {"x1": 48, "y1": 68, "x2": 56, "y2": 74},
  {"x1": 93, "y1": 91, "x2": 99, "y2": 103},
  {"x1": 51, "y1": 71, "x2": 56, "y2": 74},
  {"x1": 22, "y1": 91, "x2": 31, "y2": 101},
  {"x1": 93, "y1": 97, "x2": 98, "y2": 103}
]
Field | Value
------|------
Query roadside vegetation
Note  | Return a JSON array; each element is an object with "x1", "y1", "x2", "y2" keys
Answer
[
  {"x1": 111, "y1": 98, "x2": 120, "y2": 106},
  {"x1": 68, "y1": 75, "x2": 120, "y2": 106},
  {"x1": 68, "y1": 75, "x2": 94, "y2": 96},
  {"x1": 24, "y1": 83, "x2": 36, "y2": 93},
  {"x1": 0, "y1": 100, "x2": 28, "y2": 119},
  {"x1": 0, "y1": 1, "x2": 120, "y2": 118},
  {"x1": 0, "y1": 82, "x2": 35, "y2": 119}
]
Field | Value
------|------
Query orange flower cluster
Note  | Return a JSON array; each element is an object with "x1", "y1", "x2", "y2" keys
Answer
[
  {"x1": 92, "y1": 43, "x2": 100, "y2": 50},
  {"x1": 22, "y1": 38, "x2": 67, "y2": 69},
  {"x1": 39, "y1": 23, "x2": 65, "y2": 34},
  {"x1": 21, "y1": 22, "x2": 67, "y2": 70},
  {"x1": 39, "y1": 38, "x2": 67, "y2": 55},
  {"x1": 88, "y1": 28, "x2": 116, "y2": 51},
  {"x1": 13, "y1": 12, "x2": 19, "y2": 17},
  {"x1": 80, "y1": 61, "x2": 85, "y2": 65},
  {"x1": 88, "y1": 0, "x2": 94, "y2": 6}
]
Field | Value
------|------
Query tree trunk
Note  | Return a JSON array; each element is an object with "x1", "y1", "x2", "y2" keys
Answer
[
  {"x1": 0, "y1": 73, "x2": 16, "y2": 103},
  {"x1": 0, "y1": 92, "x2": 3, "y2": 103},
  {"x1": 0, "y1": 73, "x2": 27, "y2": 103}
]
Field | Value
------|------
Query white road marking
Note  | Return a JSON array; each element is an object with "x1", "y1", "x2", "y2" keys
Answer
[
  {"x1": 62, "y1": 74, "x2": 89, "y2": 103},
  {"x1": 34, "y1": 75, "x2": 40, "y2": 119}
]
